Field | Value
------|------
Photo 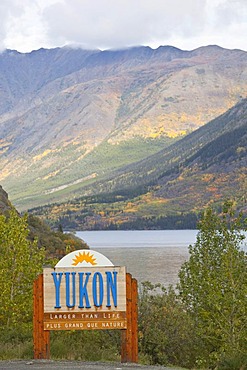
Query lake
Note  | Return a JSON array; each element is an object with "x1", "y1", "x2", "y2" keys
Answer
[
  {"x1": 76, "y1": 229, "x2": 247, "y2": 288},
  {"x1": 76, "y1": 230, "x2": 198, "y2": 288}
]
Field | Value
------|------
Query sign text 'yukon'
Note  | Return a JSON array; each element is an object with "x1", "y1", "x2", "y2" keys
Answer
[{"x1": 43, "y1": 266, "x2": 126, "y2": 330}]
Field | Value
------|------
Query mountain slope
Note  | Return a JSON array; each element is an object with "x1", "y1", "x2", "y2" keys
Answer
[
  {"x1": 0, "y1": 45, "x2": 247, "y2": 210},
  {"x1": 0, "y1": 185, "x2": 11, "y2": 214},
  {"x1": 0, "y1": 185, "x2": 88, "y2": 256},
  {"x1": 69, "y1": 98, "x2": 247, "y2": 195},
  {"x1": 29, "y1": 98, "x2": 247, "y2": 229}
]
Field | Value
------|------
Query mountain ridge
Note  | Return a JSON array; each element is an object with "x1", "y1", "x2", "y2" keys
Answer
[
  {"x1": 76, "y1": 98, "x2": 247, "y2": 194},
  {"x1": 29, "y1": 98, "x2": 247, "y2": 229},
  {"x1": 0, "y1": 44, "x2": 247, "y2": 210}
]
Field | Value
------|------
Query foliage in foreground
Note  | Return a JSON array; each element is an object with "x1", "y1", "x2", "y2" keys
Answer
[
  {"x1": 0, "y1": 202, "x2": 246, "y2": 370},
  {"x1": 0, "y1": 209, "x2": 45, "y2": 329},
  {"x1": 178, "y1": 202, "x2": 247, "y2": 368},
  {"x1": 138, "y1": 282, "x2": 197, "y2": 368},
  {"x1": 138, "y1": 202, "x2": 247, "y2": 369}
]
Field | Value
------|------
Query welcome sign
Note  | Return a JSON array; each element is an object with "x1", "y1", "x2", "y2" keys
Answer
[{"x1": 43, "y1": 250, "x2": 127, "y2": 330}]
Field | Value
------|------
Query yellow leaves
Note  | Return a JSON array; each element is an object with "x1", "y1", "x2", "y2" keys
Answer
[
  {"x1": 149, "y1": 131, "x2": 162, "y2": 139},
  {"x1": 127, "y1": 116, "x2": 189, "y2": 139},
  {"x1": 43, "y1": 170, "x2": 60, "y2": 180},
  {"x1": 0, "y1": 168, "x2": 12, "y2": 180},
  {"x1": 124, "y1": 202, "x2": 138, "y2": 213},
  {"x1": 167, "y1": 130, "x2": 186, "y2": 138},
  {"x1": 33, "y1": 149, "x2": 54, "y2": 161},
  {"x1": 207, "y1": 186, "x2": 218, "y2": 193},
  {"x1": 202, "y1": 174, "x2": 215, "y2": 182},
  {"x1": 50, "y1": 206, "x2": 62, "y2": 215},
  {"x1": 236, "y1": 146, "x2": 246, "y2": 154}
]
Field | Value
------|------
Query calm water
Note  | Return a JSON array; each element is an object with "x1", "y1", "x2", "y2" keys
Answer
[
  {"x1": 76, "y1": 230, "x2": 198, "y2": 287},
  {"x1": 76, "y1": 230, "x2": 247, "y2": 288}
]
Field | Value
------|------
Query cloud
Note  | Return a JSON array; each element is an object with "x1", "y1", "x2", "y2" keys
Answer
[
  {"x1": 0, "y1": 0, "x2": 247, "y2": 52},
  {"x1": 0, "y1": 0, "x2": 57, "y2": 52},
  {"x1": 43, "y1": 0, "x2": 208, "y2": 49},
  {"x1": 0, "y1": 0, "x2": 24, "y2": 50}
]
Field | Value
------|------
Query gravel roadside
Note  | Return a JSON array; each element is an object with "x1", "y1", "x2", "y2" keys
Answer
[{"x1": 0, "y1": 360, "x2": 185, "y2": 370}]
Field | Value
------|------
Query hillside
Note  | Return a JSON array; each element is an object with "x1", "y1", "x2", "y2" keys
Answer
[
  {"x1": 0, "y1": 186, "x2": 88, "y2": 255},
  {"x1": 29, "y1": 99, "x2": 247, "y2": 230},
  {"x1": 0, "y1": 45, "x2": 247, "y2": 210},
  {"x1": 0, "y1": 185, "x2": 11, "y2": 214}
]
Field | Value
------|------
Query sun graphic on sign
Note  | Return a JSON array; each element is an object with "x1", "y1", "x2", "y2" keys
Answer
[{"x1": 72, "y1": 251, "x2": 97, "y2": 266}]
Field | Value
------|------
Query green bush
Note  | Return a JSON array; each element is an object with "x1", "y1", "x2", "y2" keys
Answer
[
  {"x1": 50, "y1": 331, "x2": 121, "y2": 361},
  {"x1": 138, "y1": 282, "x2": 197, "y2": 368},
  {"x1": 0, "y1": 326, "x2": 33, "y2": 360},
  {"x1": 217, "y1": 353, "x2": 247, "y2": 370}
]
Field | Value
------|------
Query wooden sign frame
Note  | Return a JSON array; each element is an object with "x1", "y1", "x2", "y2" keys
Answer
[{"x1": 33, "y1": 272, "x2": 138, "y2": 363}]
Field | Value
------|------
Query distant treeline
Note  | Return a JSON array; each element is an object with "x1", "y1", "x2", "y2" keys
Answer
[
  {"x1": 104, "y1": 212, "x2": 199, "y2": 230},
  {"x1": 55, "y1": 212, "x2": 199, "y2": 231}
]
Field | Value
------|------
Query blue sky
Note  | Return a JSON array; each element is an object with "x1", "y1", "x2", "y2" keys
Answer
[{"x1": 1, "y1": 0, "x2": 247, "y2": 52}]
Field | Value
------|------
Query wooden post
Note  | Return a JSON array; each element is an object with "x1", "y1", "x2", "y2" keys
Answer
[
  {"x1": 33, "y1": 276, "x2": 39, "y2": 359},
  {"x1": 121, "y1": 273, "x2": 132, "y2": 362},
  {"x1": 33, "y1": 274, "x2": 50, "y2": 359},
  {"x1": 121, "y1": 273, "x2": 138, "y2": 363},
  {"x1": 131, "y1": 278, "x2": 138, "y2": 363}
]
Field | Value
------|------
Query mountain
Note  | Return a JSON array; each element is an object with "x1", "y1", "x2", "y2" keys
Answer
[
  {"x1": 29, "y1": 98, "x2": 247, "y2": 230},
  {"x1": 0, "y1": 45, "x2": 247, "y2": 210}
]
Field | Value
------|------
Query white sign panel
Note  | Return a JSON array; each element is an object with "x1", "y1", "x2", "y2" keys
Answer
[{"x1": 43, "y1": 250, "x2": 127, "y2": 330}]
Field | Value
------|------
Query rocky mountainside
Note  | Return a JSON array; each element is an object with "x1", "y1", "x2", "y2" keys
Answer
[
  {"x1": 0, "y1": 45, "x2": 247, "y2": 210},
  {"x1": 30, "y1": 99, "x2": 247, "y2": 230},
  {"x1": 0, "y1": 185, "x2": 11, "y2": 214}
]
